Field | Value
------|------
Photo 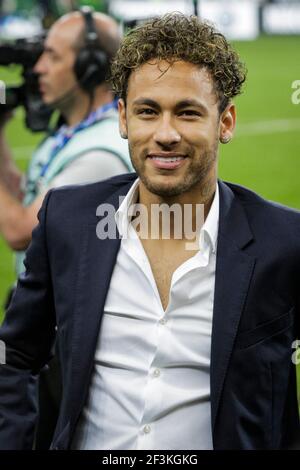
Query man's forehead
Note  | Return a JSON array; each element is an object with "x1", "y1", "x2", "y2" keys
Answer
[
  {"x1": 127, "y1": 60, "x2": 216, "y2": 102},
  {"x1": 46, "y1": 21, "x2": 79, "y2": 49}
]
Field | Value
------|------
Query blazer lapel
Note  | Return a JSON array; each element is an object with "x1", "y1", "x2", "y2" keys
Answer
[
  {"x1": 210, "y1": 181, "x2": 256, "y2": 434},
  {"x1": 68, "y1": 178, "x2": 136, "y2": 432}
]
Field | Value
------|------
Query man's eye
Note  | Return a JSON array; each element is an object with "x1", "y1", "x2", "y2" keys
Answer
[
  {"x1": 46, "y1": 52, "x2": 59, "y2": 62},
  {"x1": 137, "y1": 108, "x2": 156, "y2": 115},
  {"x1": 179, "y1": 110, "x2": 201, "y2": 117}
]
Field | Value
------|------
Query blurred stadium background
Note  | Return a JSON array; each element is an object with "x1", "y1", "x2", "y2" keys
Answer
[{"x1": 0, "y1": 0, "x2": 299, "y2": 400}]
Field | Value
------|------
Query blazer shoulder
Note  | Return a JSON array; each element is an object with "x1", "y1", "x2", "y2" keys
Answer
[{"x1": 43, "y1": 172, "x2": 137, "y2": 228}]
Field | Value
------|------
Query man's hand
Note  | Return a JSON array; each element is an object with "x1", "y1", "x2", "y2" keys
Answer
[
  {"x1": 0, "y1": 110, "x2": 23, "y2": 197},
  {"x1": 1, "y1": 160, "x2": 24, "y2": 200}
]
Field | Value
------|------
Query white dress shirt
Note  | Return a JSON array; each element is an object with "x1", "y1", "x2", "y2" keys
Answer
[{"x1": 72, "y1": 179, "x2": 219, "y2": 450}]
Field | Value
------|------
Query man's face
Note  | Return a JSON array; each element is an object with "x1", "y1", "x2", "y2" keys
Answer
[
  {"x1": 34, "y1": 24, "x2": 78, "y2": 106},
  {"x1": 119, "y1": 60, "x2": 227, "y2": 199}
]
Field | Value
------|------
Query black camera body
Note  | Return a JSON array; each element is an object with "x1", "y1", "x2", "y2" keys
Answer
[{"x1": 0, "y1": 37, "x2": 53, "y2": 132}]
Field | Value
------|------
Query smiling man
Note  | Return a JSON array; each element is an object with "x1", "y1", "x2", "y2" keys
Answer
[
  {"x1": 115, "y1": 58, "x2": 236, "y2": 312},
  {"x1": 0, "y1": 13, "x2": 300, "y2": 451},
  {"x1": 119, "y1": 62, "x2": 229, "y2": 200}
]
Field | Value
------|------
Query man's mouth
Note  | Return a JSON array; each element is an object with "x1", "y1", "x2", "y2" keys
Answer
[
  {"x1": 38, "y1": 82, "x2": 47, "y2": 93},
  {"x1": 147, "y1": 153, "x2": 187, "y2": 170}
]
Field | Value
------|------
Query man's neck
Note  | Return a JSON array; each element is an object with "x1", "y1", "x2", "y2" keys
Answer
[{"x1": 62, "y1": 88, "x2": 114, "y2": 127}]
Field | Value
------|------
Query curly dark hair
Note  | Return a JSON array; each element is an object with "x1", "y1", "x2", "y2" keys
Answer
[{"x1": 110, "y1": 13, "x2": 247, "y2": 112}]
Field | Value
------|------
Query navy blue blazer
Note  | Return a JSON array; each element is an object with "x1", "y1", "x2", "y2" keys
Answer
[{"x1": 0, "y1": 174, "x2": 299, "y2": 450}]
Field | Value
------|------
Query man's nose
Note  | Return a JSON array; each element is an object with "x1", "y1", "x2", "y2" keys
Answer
[
  {"x1": 153, "y1": 115, "x2": 181, "y2": 147},
  {"x1": 33, "y1": 54, "x2": 46, "y2": 74}
]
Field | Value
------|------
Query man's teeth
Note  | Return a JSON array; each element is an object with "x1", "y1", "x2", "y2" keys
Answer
[{"x1": 151, "y1": 156, "x2": 184, "y2": 162}]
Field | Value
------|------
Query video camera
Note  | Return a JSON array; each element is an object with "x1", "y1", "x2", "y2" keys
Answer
[{"x1": 0, "y1": 36, "x2": 53, "y2": 132}]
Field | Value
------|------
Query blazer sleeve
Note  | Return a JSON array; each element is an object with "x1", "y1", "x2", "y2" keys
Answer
[{"x1": 0, "y1": 190, "x2": 56, "y2": 450}]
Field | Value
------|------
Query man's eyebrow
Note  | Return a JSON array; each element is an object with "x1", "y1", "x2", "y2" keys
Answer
[
  {"x1": 43, "y1": 45, "x2": 59, "y2": 55},
  {"x1": 175, "y1": 99, "x2": 208, "y2": 113},
  {"x1": 132, "y1": 98, "x2": 209, "y2": 113},
  {"x1": 132, "y1": 98, "x2": 160, "y2": 109}
]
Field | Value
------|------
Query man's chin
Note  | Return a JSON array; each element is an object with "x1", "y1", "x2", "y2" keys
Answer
[
  {"x1": 40, "y1": 95, "x2": 51, "y2": 105},
  {"x1": 44, "y1": 97, "x2": 60, "y2": 110},
  {"x1": 141, "y1": 178, "x2": 188, "y2": 198},
  {"x1": 40, "y1": 93, "x2": 57, "y2": 105},
  {"x1": 152, "y1": 188, "x2": 185, "y2": 198}
]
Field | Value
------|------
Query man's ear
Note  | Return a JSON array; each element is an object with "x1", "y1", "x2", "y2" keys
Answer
[
  {"x1": 118, "y1": 99, "x2": 128, "y2": 139},
  {"x1": 219, "y1": 103, "x2": 236, "y2": 144}
]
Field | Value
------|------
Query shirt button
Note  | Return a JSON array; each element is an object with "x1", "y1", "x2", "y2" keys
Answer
[
  {"x1": 153, "y1": 368, "x2": 160, "y2": 378},
  {"x1": 143, "y1": 425, "x2": 151, "y2": 434},
  {"x1": 159, "y1": 317, "x2": 167, "y2": 325}
]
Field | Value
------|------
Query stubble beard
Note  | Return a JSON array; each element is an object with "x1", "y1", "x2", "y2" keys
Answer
[{"x1": 129, "y1": 144, "x2": 218, "y2": 199}]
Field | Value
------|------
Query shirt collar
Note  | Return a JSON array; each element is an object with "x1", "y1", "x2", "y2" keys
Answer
[
  {"x1": 201, "y1": 182, "x2": 219, "y2": 254},
  {"x1": 115, "y1": 178, "x2": 140, "y2": 238},
  {"x1": 115, "y1": 178, "x2": 219, "y2": 252}
]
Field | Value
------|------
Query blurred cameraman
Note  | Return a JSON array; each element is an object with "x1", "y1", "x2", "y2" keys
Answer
[
  {"x1": 0, "y1": 7, "x2": 131, "y2": 286},
  {"x1": 0, "y1": 7, "x2": 132, "y2": 449}
]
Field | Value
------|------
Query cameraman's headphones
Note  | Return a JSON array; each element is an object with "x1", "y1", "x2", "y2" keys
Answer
[{"x1": 73, "y1": 6, "x2": 109, "y2": 92}]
